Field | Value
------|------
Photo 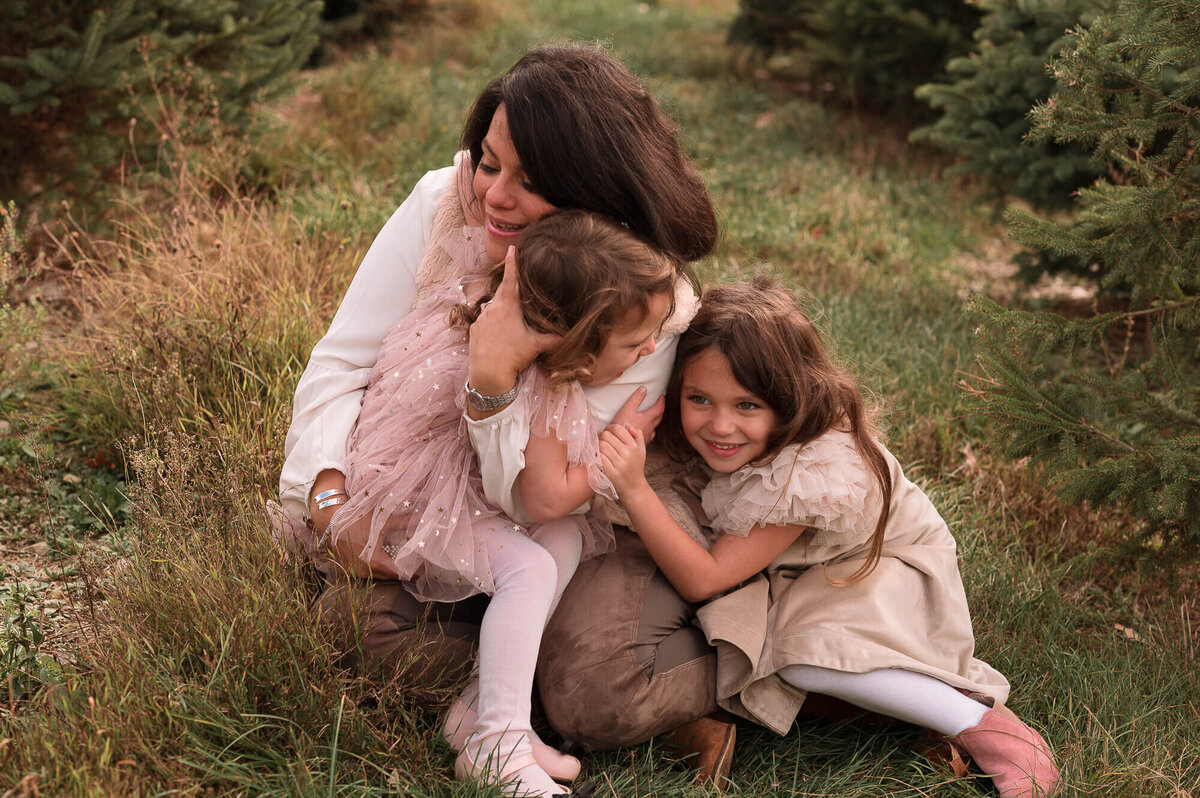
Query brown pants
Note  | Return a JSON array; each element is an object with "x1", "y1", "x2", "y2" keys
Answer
[{"x1": 312, "y1": 527, "x2": 717, "y2": 748}]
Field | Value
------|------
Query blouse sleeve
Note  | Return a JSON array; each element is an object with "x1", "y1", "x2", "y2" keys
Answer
[
  {"x1": 278, "y1": 165, "x2": 456, "y2": 519},
  {"x1": 464, "y1": 407, "x2": 534, "y2": 523},
  {"x1": 701, "y1": 432, "x2": 885, "y2": 548}
]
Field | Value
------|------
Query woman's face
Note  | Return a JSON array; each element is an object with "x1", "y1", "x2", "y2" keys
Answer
[{"x1": 473, "y1": 105, "x2": 557, "y2": 263}]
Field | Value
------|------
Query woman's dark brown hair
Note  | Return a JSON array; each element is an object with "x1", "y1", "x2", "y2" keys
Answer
[
  {"x1": 660, "y1": 274, "x2": 894, "y2": 584},
  {"x1": 461, "y1": 42, "x2": 717, "y2": 278},
  {"x1": 452, "y1": 210, "x2": 677, "y2": 385}
]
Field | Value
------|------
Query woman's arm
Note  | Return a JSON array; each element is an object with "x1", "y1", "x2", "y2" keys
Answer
[
  {"x1": 279, "y1": 165, "x2": 455, "y2": 521},
  {"x1": 600, "y1": 424, "x2": 805, "y2": 602}
]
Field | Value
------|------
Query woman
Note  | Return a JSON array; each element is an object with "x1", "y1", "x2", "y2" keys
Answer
[{"x1": 278, "y1": 43, "x2": 731, "y2": 781}]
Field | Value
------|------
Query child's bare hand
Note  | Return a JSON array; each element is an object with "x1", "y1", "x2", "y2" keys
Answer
[
  {"x1": 611, "y1": 386, "x2": 665, "y2": 442},
  {"x1": 600, "y1": 423, "x2": 648, "y2": 496}
]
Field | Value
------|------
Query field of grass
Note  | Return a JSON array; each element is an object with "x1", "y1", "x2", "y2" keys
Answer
[{"x1": 1, "y1": 0, "x2": 1197, "y2": 795}]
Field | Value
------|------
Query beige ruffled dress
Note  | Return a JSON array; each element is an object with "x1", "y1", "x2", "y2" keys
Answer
[{"x1": 693, "y1": 430, "x2": 1010, "y2": 735}]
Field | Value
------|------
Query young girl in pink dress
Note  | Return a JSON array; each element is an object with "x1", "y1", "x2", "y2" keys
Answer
[
  {"x1": 599, "y1": 276, "x2": 1061, "y2": 798},
  {"x1": 325, "y1": 210, "x2": 678, "y2": 798}
]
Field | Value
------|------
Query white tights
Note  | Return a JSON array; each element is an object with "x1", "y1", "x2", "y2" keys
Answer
[
  {"x1": 464, "y1": 519, "x2": 582, "y2": 797},
  {"x1": 778, "y1": 664, "x2": 989, "y2": 737}
]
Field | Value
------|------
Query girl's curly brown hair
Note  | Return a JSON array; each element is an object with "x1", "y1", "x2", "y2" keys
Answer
[{"x1": 451, "y1": 209, "x2": 677, "y2": 385}]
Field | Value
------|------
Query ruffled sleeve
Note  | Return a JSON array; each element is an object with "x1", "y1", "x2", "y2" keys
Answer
[
  {"x1": 701, "y1": 431, "x2": 884, "y2": 548},
  {"x1": 464, "y1": 367, "x2": 617, "y2": 524},
  {"x1": 527, "y1": 374, "x2": 617, "y2": 505}
]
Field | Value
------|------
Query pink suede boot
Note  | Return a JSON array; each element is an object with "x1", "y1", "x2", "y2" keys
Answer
[{"x1": 946, "y1": 705, "x2": 1061, "y2": 798}]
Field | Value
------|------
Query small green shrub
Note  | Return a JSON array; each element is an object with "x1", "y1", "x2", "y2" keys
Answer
[
  {"x1": 0, "y1": 0, "x2": 322, "y2": 212},
  {"x1": 1, "y1": 580, "x2": 62, "y2": 703},
  {"x1": 912, "y1": 0, "x2": 1112, "y2": 212},
  {"x1": 728, "y1": 0, "x2": 982, "y2": 118},
  {"x1": 965, "y1": 0, "x2": 1200, "y2": 551},
  {"x1": 316, "y1": 0, "x2": 431, "y2": 55}
]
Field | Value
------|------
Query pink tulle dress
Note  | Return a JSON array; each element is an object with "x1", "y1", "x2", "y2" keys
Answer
[{"x1": 326, "y1": 267, "x2": 617, "y2": 603}]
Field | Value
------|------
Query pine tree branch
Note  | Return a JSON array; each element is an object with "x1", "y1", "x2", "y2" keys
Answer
[
  {"x1": 1078, "y1": 417, "x2": 1138, "y2": 455},
  {"x1": 1073, "y1": 51, "x2": 1200, "y2": 120},
  {"x1": 1119, "y1": 295, "x2": 1200, "y2": 319}
]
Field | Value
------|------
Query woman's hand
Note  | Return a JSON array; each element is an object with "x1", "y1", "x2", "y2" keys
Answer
[
  {"x1": 610, "y1": 386, "x2": 666, "y2": 442},
  {"x1": 467, "y1": 246, "x2": 561, "y2": 418},
  {"x1": 599, "y1": 423, "x2": 649, "y2": 498}
]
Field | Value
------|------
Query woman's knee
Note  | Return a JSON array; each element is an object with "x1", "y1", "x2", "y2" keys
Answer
[
  {"x1": 537, "y1": 531, "x2": 718, "y2": 748},
  {"x1": 540, "y1": 653, "x2": 718, "y2": 749},
  {"x1": 312, "y1": 579, "x2": 484, "y2": 675}
]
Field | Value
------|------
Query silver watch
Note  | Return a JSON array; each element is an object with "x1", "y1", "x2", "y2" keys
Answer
[{"x1": 465, "y1": 380, "x2": 518, "y2": 411}]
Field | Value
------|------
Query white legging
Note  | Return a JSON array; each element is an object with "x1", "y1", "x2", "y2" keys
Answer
[
  {"x1": 470, "y1": 520, "x2": 582, "y2": 766},
  {"x1": 779, "y1": 664, "x2": 989, "y2": 737}
]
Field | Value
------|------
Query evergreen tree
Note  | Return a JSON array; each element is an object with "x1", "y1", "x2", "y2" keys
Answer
[
  {"x1": 965, "y1": 0, "x2": 1200, "y2": 548},
  {"x1": 912, "y1": 0, "x2": 1111, "y2": 211},
  {"x1": 729, "y1": 0, "x2": 981, "y2": 118},
  {"x1": 0, "y1": 0, "x2": 322, "y2": 209}
]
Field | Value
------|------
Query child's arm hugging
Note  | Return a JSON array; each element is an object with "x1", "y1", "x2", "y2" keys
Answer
[
  {"x1": 519, "y1": 388, "x2": 662, "y2": 522},
  {"x1": 599, "y1": 424, "x2": 805, "y2": 603}
]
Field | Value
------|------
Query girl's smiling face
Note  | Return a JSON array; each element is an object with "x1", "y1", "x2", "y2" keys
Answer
[
  {"x1": 473, "y1": 105, "x2": 557, "y2": 263},
  {"x1": 679, "y1": 347, "x2": 779, "y2": 472}
]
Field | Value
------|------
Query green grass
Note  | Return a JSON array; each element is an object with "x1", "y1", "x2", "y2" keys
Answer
[{"x1": 1, "y1": 0, "x2": 1197, "y2": 795}]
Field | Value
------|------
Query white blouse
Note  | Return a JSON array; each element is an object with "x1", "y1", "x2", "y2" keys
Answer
[{"x1": 279, "y1": 164, "x2": 693, "y2": 522}]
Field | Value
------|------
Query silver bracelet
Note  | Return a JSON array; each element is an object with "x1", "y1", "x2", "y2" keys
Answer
[
  {"x1": 316, "y1": 496, "x2": 348, "y2": 511},
  {"x1": 314, "y1": 488, "x2": 348, "y2": 502}
]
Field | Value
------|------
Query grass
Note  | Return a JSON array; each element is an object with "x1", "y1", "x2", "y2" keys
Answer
[{"x1": 1, "y1": 0, "x2": 1197, "y2": 795}]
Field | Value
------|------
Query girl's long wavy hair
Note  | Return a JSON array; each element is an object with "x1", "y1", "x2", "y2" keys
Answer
[
  {"x1": 451, "y1": 210, "x2": 677, "y2": 385},
  {"x1": 659, "y1": 274, "x2": 893, "y2": 584}
]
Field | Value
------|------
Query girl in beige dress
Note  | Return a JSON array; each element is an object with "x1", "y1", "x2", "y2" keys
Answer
[{"x1": 599, "y1": 275, "x2": 1061, "y2": 798}]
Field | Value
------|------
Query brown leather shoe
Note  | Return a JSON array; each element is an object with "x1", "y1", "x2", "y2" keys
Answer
[{"x1": 661, "y1": 713, "x2": 737, "y2": 789}]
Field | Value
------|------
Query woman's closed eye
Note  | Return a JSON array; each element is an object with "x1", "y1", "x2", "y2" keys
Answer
[{"x1": 479, "y1": 160, "x2": 536, "y2": 192}]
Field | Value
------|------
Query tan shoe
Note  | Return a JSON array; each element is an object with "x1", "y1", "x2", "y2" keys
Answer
[{"x1": 662, "y1": 713, "x2": 737, "y2": 789}]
